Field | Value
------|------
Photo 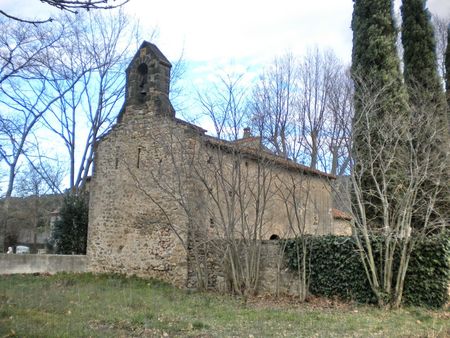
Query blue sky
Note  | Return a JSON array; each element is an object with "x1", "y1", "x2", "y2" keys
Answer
[
  {"x1": 122, "y1": 0, "x2": 448, "y2": 124},
  {"x1": 2, "y1": 1, "x2": 448, "y2": 90},
  {"x1": 1, "y1": 0, "x2": 449, "y2": 191}
]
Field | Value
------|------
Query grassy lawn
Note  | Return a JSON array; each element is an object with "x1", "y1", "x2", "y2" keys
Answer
[{"x1": 0, "y1": 273, "x2": 448, "y2": 337}]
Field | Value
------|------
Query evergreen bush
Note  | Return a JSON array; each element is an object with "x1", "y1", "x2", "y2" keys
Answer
[
  {"x1": 284, "y1": 234, "x2": 449, "y2": 308},
  {"x1": 51, "y1": 192, "x2": 89, "y2": 255}
]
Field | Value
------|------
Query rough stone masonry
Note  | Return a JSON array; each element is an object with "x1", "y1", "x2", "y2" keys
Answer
[{"x1": 86, "y1": 42, "x2": 351, "y2": 292}]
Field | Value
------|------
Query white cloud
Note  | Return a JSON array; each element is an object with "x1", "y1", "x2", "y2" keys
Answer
[
  {"x1": 125, "y1": 0, "x2": 354, "y2": 64},
  {"x1": 427, "y1": 0, "x2": 450, "y2": 17},
  {"x1": 3, "y1": 0, "x2": 445, "y2": 66}
]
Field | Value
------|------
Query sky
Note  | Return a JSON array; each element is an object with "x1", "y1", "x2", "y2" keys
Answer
[
  {"x1": 2, "y1": 0, "x2": 449, "y2": 65},
  {"x1": 0, "y1": 0, "x2": 449, "y2": 191},
  {"x1": 3, "y1": 0, "x2": 448, "y2": 109}
]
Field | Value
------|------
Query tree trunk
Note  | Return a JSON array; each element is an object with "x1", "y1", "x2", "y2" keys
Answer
[{"x1": 310, "y1": 130, "x2": 318, "y2": 169}]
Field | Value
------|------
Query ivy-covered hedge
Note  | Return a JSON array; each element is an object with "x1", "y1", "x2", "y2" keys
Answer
[
  {"x1": 283, "y1": 234, "x2": 449, "y2": 308},
  {"x1": 403, "y1": 236, "x2": 450, "y2": 307}
]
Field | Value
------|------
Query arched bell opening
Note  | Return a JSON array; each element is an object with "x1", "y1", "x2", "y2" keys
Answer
[{"x1": 137, "y1": 63, "x2": 149, "y2": 96}]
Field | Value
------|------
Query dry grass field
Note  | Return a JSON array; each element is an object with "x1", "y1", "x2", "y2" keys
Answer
[{"x1": 0, "y1": 273, "x2": 448, "y2": 337}]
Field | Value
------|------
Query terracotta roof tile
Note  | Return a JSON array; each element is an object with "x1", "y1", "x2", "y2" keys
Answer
[{"x1": 332, "y1": 208, "x2": 352, "y2": 220}]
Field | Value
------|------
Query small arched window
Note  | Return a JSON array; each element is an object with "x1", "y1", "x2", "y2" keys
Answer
[{"x1": 137, "y1": 63, "x2": 148, "y2": 76}]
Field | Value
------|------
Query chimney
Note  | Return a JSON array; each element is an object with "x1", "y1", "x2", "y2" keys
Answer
[{"x1": 243, "y1": 127, "x2": 252, "y2": 139}]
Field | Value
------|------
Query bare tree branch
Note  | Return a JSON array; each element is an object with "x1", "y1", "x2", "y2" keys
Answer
[
  {"x1": 0, "y1": 10, "x2": 53, "y2": 24},
  {"x1": 343, "y1": 78, "x2": 449, "y2": 308},
  {"x1": 0, "y1": 0, "x2": 130, "y2": 25}
]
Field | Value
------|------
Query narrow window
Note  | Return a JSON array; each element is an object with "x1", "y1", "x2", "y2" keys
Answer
[
  {"x1": 137, "y1": 147, "x2": 142, "y2": 168},
  {"x1": 209, "y1": 218, "x2": 214, "y2": 228}
]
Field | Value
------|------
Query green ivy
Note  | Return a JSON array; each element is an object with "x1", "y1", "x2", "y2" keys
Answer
[
  {"x1": 283, "y1": 234, "x2": 449, "y2": 308},
  {"x1": 403, "y1": 236, "x2": 450, "y2": 307}
]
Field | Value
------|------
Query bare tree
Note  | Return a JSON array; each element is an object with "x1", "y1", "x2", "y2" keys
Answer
[
  {"x1": 125, "y1": 119, "x2": 210, "y2": 289},
  {"x1": 250, "y1": 49, "x2": 352, "y2": 175},
  {"x1": 0, "y1": 79, "x2": 72, "y2": 251},
  {"x1": 348, "y1": 80, "x2": 448, "y2": 308},
  {"x1": 325, "y1": 67, "x2": 353, "y2": 176},
  {"x1": 0, "y1": 53, "x2": 84, "y2": 198},
  {"x1": 14, "y1": 162, "x2": 63, "y2": 250},
  {"x1": 0, "y1": 17, "x2": 63, "y2": 85},
  {"x1": 0, "y1": 18, "x2": 78, "y2": 251},
  {"x1": 42, "y1": 10, "x2": 142, "y2": 192},
  {"x1": 275, "y1": 173, "x2": 325, "y2": 301},
  {"x1": 0, "y1": 0, "x2": 130, "y2": 24},
  {"x1": 297, "y1": 48, "x2": 344, "y2": 170},
  {"x1": 196, "y1": 138, "x2": 277, "y2": 296},
  {"x1": 251, "y1": 53, "x2": 297, "y2": 159},
  {"x1": 0, "y1": 18, "x2": 79, "y2": 198},
  {"x1": 0, "y1": 17, "x2": 58, "y2": 194},
  {"x1": 432, "y1": 14, "x2": 449, "y2": 79},
  {"x1": 198, "y1": 71, "x2": 249, "y2": 141}
]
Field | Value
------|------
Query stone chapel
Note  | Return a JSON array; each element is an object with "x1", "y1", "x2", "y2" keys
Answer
[{"x1": 86, "y1": 42, "x2": 351, "y2": 289}]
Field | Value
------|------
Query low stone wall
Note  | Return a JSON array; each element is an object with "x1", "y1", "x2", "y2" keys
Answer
[
  {"x1": 201, "y1": 241, "x2": 300, "y2": 295},
  {"x1": 0, "y1": 254, "x2": 87, "y2": 275},
  {"x1": 258, "y1": 241, "x2": 300, "y2": 295}
]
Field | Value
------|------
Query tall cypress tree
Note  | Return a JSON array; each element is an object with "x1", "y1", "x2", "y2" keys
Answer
[
  {"x1": 401, "y1": 0, "x2": 447, "y2": 125},
  {"x1": 352, "y1": 0, "x2": 407, "y2": 104},
  {"x1": 401, "y1": 0, "x2": 449, "y2": 228},
  {"x1": 351, "y1": 0, "x2": 408, "y2": 223},
  {"x1": 401, "y1": 0, "x2": 442, "y2": 94}
]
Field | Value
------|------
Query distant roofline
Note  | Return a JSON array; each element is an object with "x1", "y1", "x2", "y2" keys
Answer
[
  {"x1": 233, "y1": 136, "x2": 260, "y2": 143},
  {"x1": 174, "y1": 117, "x2": 207, "y2": 134}
]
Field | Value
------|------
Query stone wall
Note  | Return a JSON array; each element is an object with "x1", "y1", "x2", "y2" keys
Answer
[
  {"x1": 258, "y1": 241, "x2": 300, "y2": 295},
  {"x1": 87, "y1": 111, "x2": 191, "y2": 287},
  {"x1": 87, "y1": 42, "x2": 193, "y2": 287},
  {"x1": 87, "y1": 42, "x2": 351, "y2": 291},
  {"x1": 202, "y1": 241, "x2": 308, "y2": 296},
  {"x1": 194, "y1": 139, "x2": 337, "y2": 241},
  {"x1": 332, "y1": 219, "x2": 352, "y2": 236},
  {"x1": 0, "y1": 254, "x2": 87, "y2": 274}
]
